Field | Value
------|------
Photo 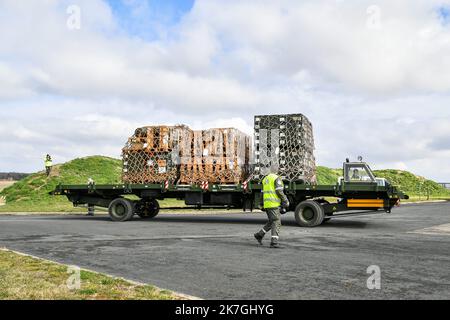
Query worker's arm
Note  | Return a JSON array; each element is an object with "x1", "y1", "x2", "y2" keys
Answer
[{"x1": 275, "y1": 177, "x2": 289, "y2": 208}]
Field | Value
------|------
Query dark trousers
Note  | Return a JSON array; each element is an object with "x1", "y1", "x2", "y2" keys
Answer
[{"x1": 257, "y1": 207, "x2": 281, "y2": 241}]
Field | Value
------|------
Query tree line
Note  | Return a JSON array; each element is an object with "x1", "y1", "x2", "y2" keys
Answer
[{"x1": 0, "y1": 173, "x2": 29, "y2": 181}]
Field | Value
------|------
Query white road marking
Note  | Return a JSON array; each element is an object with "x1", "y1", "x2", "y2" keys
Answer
[
  {"x1": 409, "y1": 223, "x2": 450, "y2": 236},
  {"x1": 0, "y1": 234, "x2": 245, "y2": 243},
  {"x1": 0, "y1": 219, "x2": 68, "y2": 222}
]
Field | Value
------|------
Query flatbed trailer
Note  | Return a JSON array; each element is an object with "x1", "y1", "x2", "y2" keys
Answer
[{"x1": 51, "y1": 161, "x2": 408, "y2": 227}]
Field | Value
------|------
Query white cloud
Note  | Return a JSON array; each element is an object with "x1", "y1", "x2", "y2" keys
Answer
[{"x1": 191, "y1": 117, "x2": 254, "y2": 135}]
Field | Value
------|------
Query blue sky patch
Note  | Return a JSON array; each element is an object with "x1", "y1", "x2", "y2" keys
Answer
[
  {"x1": 438, "y1": 6, "x2": 450, "y2": 25},
  {"x1": 105, "y1": 0, "x2": 195, "y2": 40}
]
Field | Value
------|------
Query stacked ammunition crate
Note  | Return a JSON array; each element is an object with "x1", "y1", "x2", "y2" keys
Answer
[
  {"x1": 122, "y1": 125, "x2": 192, "y2": 184},
  {"x1": 122, "y1": 125, "x2": 251, "y2": 185},
  {"x1": 180, "y1": 128, "x2": 251, "y2": 184},
  {"x1": 253, "y1": 114, "x2": 317, "y2": 184}
]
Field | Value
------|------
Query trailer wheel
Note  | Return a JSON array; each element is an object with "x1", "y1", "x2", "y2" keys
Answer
[
  {"x1": 295, "y1": 200, "x2": 325, "y2": 227},
  {"x1": 136, "y1": 199, "x2": 160, "y2": 219},
  {"x1": 315, "y1": 199, "x2": 331, "y2": 224},
  {"x1": 108, "y1": 198, "x2": 135, "y2": 222}
]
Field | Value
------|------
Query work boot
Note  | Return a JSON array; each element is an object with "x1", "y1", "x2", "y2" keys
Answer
[
  {"x1": 270, "y1": 237, "x2": 280, "y2": 248},
  {"x1": 254, "y1": 233, "x2": 263, "y2": 245},
  {"x1": 87, "y1": 206, "x2": 95, "y2": 216}
]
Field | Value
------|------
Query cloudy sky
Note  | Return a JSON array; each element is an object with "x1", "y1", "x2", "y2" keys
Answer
[{"x1": 1, "y1": 0, "x2": 450, "y2": 181}]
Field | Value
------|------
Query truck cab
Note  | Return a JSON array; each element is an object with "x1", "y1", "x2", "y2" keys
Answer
[{"x1": 339, "y1": 161, "x2": 389, "y2": 187}]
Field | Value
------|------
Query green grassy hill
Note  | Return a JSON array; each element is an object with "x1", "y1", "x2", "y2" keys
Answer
[
  {"x1": 1, "y1": 157, "x2": 448, "y2": 213},
  {"x1": 372, "y1": 169, "x2": 449, "y2": 198},
  {"x1": 0, "y1": 156, "x2": 122, "y2": 212},
  {"x1": 316, "y1": 166, "x2": 342, "y2": 185}
]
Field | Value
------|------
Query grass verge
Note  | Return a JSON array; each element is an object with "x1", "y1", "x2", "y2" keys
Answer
[
  {"x1": 0, "y1": 198, "x2": 191, "y2": 213},
  {"x1": 0, "y1": 197, "x2": 245, "y2": 214},
  {"x1": 0, "y1": 249, "x2": 182, "y2": 300},
  {"x1": 401, "y1": 196, "x2": 450, "y2": 203}
]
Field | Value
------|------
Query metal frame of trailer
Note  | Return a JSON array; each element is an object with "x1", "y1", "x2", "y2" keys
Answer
[{"x1": 51, "y1": 162, "x2": 408, "y2": 227}]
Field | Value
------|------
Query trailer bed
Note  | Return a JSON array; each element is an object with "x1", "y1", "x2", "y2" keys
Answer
[{"x1": 52, "y1": 180, "x2": 407, "y2": 227}]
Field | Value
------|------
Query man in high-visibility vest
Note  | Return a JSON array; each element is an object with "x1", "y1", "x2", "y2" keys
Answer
[
  {"x1": 254, "y1": 164, "x2": 290, "y2": 248},
  {"x1": 45, "y1": 154, "x2": 53, "y2": 177}
]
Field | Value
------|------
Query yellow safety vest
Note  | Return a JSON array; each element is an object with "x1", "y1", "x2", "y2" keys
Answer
[
  {"x1": 45, "y1": 159, "x2": 52, "y2": 167},
  {"x1": 262, "y1": 173, "x2": 282, "y2": 209}
]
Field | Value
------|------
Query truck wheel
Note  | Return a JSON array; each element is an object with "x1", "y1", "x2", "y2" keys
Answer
[
  {"x1": 108, "y1": 198, "x2": 135, "y2": 222},
  {"x1": 136, "y1": 199, "x2": 160, "y2": 219},
  {"x1": 295, "y1": 200, "x2": 325, "y2": 227}
]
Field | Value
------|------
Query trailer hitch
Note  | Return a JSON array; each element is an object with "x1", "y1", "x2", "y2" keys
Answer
[{"x1": 124, "y1": 184, "x2": 133, "y2": 194}]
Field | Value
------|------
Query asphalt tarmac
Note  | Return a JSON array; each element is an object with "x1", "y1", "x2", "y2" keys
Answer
[{"x1": 0, "y1": 202, "x2": 449, "y2": 299}]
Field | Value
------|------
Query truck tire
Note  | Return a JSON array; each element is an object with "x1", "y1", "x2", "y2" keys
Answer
[
  {"x1": 108, "y1": 198, "x2": 134, "y2": 222},
  {"x1": 315, "y1": 199, "x2": 331, "y2": 224},
  {"x1": 295, "y1": 200, "x2": 325, "y2": 227},
  {"x1": 136, "y1": 199, "x2": 160, "y2": 219}
]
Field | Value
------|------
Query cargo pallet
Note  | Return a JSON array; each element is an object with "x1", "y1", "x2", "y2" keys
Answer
[{"x1": 52, "y1": 161, "x2": 408, "y2": 227}]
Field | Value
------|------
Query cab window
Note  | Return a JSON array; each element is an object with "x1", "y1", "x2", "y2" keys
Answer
[{"x1": 345, "y1": 165, "x2": 374, "y2": 182}]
